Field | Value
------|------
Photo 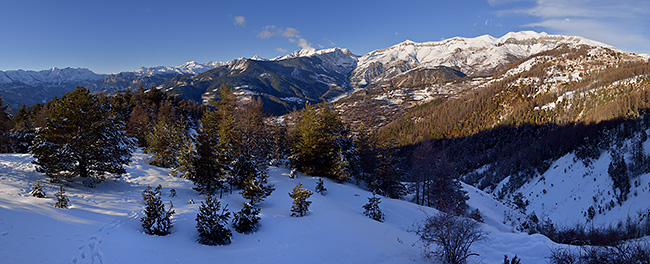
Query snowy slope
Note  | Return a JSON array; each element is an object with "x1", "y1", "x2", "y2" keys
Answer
[
  {"x1": 0, "y1": 151, "x2": 559, "y2": 264},
  {"x1": 488, "y1": 129, "x2": 650, "y2": 228}
]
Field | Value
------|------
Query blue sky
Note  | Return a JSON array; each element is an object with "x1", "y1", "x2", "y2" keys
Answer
[{"x1": 1, "y1": 0, "x2": 648, "y2": 74}]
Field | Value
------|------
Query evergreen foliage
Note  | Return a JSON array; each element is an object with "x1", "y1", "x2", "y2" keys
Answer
[
  {"x1": 140, "y1": 185, "x2": 175, "y2": 236},
  {"x1": 169, "y1": 131, "x2": 196, "y2": 179},
  {"x1": 0, "y1": 97, "x2": 14, "y2": 153},
  {"x1": 31, "y1": 87, "x2": 134, "y2": 184},
  {"x1": 288, "y1": 182, "x2": 313, "y2": 217},
  {"x1": 232, "y1": 202, "x2": 261, "y2": 234},
  {"x1": 607, "y1": 151, "x2": 630, "y2": 205},
  {"x1": 315, "y1": 178, "x2": 327, "y2": 195},
  {"x1": 145, "y1": 115, "x2": 189, "y2": 168},
  {"x1": 191, "y1": 108, "x2": 228, "y2": 195},
  {"x1": 362, "y1": 194, "x2": 385, "y2": 222},
  {"x1": 369, "y1": 141, "x2": 406, "y2": 199},
  {"x1": 54, "y1": 186, "x2": 69, "y2": 209},
  {"x1": 196, "y1": 195, "x2": 232, "y2": 245},
  {"x1": 30, "y1": 179, "x2": 46, "y2": 198},
  {"x1": 239, "y1": 171, "x2": 275, "y2": 205},
  {"x1": 291, "y1": 103, "x2": 351, "y2": 180}
]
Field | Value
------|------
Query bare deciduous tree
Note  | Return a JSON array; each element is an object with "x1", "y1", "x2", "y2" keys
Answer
[{"x1": 415, "y1": 212, "x2": 489, "y2": 264}]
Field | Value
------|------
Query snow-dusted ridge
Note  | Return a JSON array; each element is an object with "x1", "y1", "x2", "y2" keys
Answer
[
  {"x1": 350, "y1": 31, "x2": 616, "y2": 87},
  {"x1": 133, "y1": 61, "x2": 226, "y2": 76},
  {"x1": 0, "y1": 67, "x2": 105, "y2": 86}
]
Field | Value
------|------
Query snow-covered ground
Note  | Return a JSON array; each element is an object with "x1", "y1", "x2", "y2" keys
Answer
[{"x1": 0, "y1": 151, "x2": 559, "y2": 263}]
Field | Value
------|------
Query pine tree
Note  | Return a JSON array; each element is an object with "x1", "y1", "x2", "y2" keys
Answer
[
  {"x1": 363, "y1": 194, "x2": 385, "y2": 222},
  {"x1": 0, "y1": 97, "x2": 13, "y2": 153},
  {"x1": 31, "y1": 87, "x2": 134, "y2": 184},
  {"x1": 370, "y1": 141, "x2": 406, "y2": 199},
  {"x1": 140, "y1": 185, "x2": 175, "y2": 236},
  {"x1": 196, "y1": 195, "x2": 232, "y2": 245},
  {"x1": 608, "y1": 151, "x2": 630, "y2": 205},
  {"x1": 191, "y1": 109, "x2": 227, "y2": 195},
  {"x1": 291, "y1": 103, "x2": 348, "y2": 179},
  {"x1": 30, "y1": 179, "x2": 46, "y2": 198},
  {"x1": 239, "y1": 170, "x2": 275, "y2": 205},
  {"x1": 54, "y1": 186, "x2": 69, "y2": 209},
  {"x1": 289, "y1": 182, "x2": 313, "y2": 217},
  {"x1": 145, "y1": 115, "x2": 188, "y2": 168},
  {"x1": 232, "y1": 202, "x2": 261, "y2": 233},
  {"x1": 315, "y1": 178, "x2": 327, "y2": 195},
  {"x1": 231, "y1": 154, "x2": 260, "y2": 190},
  {"x1": 169, "y1": 131, "x2": 196, "y2": 179},
  {"x1": 429, "y1": 174, "x2": 469, "y2": 216}
]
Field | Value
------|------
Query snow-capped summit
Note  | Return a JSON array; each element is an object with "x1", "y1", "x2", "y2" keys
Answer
[
  {"x1": 134, "y1": 61, "x2": 225, "y2": 76},
  {"x1": 273, "y1": 47, "x2": 359, "y2": 74},
  {"x1": 273, "y1": 47, "x2": 356, "y2": 61}
]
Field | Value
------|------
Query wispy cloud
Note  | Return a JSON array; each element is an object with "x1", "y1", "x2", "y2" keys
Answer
[
  {"x1": 276, "y1": 47, "x2": 288, "y2": 53},
  {"x1": 233, "y1": 16, "x2": 246, "y2": 27},
  {"x1": 257, "y1": 25, "x2": 313, "y2": 50},
  {"x1": 494, "y1": 0, "x2": 650, "y2": 53}
]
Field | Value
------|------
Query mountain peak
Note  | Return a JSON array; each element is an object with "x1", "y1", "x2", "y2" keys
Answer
[{"x1": 273, "y1": 47, "x2": 357, "y2": 61}]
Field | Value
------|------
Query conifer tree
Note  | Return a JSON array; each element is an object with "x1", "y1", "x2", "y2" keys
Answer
[
  {"x1": 145, "y1": 115, "x2": 189, "y2": 168},
  {"x1": 169, "y1": 131, "x2": 196, "y2": 179},
  {"x1": 191, "y1": 109, "x2": 227, "y2": 195},
  {"x1": 141, "y1": 185, "x2": 175, "y2": 236},
  {"x1": 31, "y1": 87, "x2": 134, "y2": 184},
  {"x1": 370, "y1": 141, "x2": 406, "y2": 199},
  {"x1": 291, "y1": 103, "x2": 349, "y2": 180},
  {"x1": 289, "y1": 182, "x2": 313, "y2": 217},
  {"x1": 0, "y1": 97, "x2": 13, "y2": 153},
  {"x1": 196, "y1": 195, "x2": 232, "y2": 245},
  {"x1": 363, "y1": 194, "x2": 385, "y2": 222},
  {"x1": 30, "y1": 179, "x2": 46, "y2": 198},
  {"x1": 54, "y1": 186, "x2": 69, "y2": 209},
  {"x1": 232, "y1": 202, "x2": 261, "y2": 233},
  {"x1": 239, "y1": 170, "x2": 275, "y2": 205},
  {"x1": 315, "y1": 178, "x2": 327, "y2": 195}
]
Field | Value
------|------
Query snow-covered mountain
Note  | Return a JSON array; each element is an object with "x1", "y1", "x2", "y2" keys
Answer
[
  {"x1": 0, "y1": 62, "x2": 226, "y2": 109},
  {"x1": 0, "y1": 67, "x2": 104, "y2": 86},
  {"x1": 273, "y1": 47, "x2": 359, "y2": 75},
  {"x1": 350, "y1": 31, "x2": 613, "y2": 87},
  {"x1": 0, "y1": 67, "x2": 106, "y2": 109},
  {"x1": 133, "y1": 61, "x2": 226, "y2": 76},
  {"x1": 159, "y1": 48, "x2": 360, "y2": 115}
]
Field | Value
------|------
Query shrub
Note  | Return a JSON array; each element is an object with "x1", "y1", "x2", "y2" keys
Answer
[
  {"x1": 54, "y1": 186, "x2": 69, "y2": 209},
  {"x1": 30, "y1": 179, "x2": 46, "y2": 198},
  {"x1": 362, "y1": 194, "x2": 385, "y2": 222},
  {"x1": 289, "y1": 182, "x2": 313, "y2": 217},
  {"x1": 414, "y1": 212, "x2": 489, "y2": 264}
]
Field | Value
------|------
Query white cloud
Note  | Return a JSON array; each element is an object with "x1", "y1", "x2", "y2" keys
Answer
[
  {"x1": 233, "y1": 16, "x2": 246, "y2": 27},
  {"x1": 297, "y1": 38, "x2": 313, "y2": 50},
  {"x1": 282, "y1": 28, "x2": 299, "y2": 38},
  {"x1": 495, "y1": 0, "x2": 650, "y2": 53},
  {"x1": 257, "y1": 25, "x2": 314, "y2": 50},
  {"x1": 276, "y1": 47, "x2": 288, "y2": 53}
]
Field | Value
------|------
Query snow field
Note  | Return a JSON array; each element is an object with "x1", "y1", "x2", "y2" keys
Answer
[{"x1": 0, "y1": 151, "x2": 569, "y2": 263}]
